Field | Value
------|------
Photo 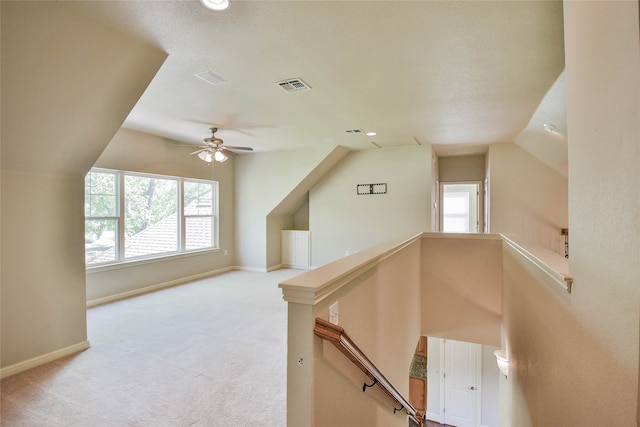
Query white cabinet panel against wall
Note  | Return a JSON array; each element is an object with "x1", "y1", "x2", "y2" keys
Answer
[{"x1": 281, "y1": 230, "x2": 310, "y2": 268}]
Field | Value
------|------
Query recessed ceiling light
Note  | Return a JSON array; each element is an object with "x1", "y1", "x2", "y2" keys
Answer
[
  {"x1": 201, "y1": 0, "x2": 229, "y2": 11},
  {"x1": 366, "y1": 132, "x2": 377, "y2": 136},
  {"x1": 543, "y1": 123, "x2": 557, "y2": 133}
]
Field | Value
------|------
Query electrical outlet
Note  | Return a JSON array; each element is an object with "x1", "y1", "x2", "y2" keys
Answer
[{"x1": 329, "y1": 302, "x2": 339, "y2": 325}]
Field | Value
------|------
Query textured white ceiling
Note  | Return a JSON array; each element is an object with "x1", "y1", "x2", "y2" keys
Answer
[{"x1": 74, "y1": 0, "x2": 566, "y2": 163}]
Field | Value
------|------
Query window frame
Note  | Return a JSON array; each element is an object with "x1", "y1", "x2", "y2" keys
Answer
[
  {"x1": 438, "y1": 181, "x2": 483, "y2": 234},
  {"x1": 85, "y1": 168, "x2": 219, "y2": 270},
  {"x1": 181, "y1": 178, "x2": 218, "y2": 252},
  {"x1": 85, "y1": 169, "x2": 120, "y2": 264}
]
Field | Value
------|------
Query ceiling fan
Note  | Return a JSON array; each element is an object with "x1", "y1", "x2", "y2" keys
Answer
[{"x1": 191, "y1": 127, "x2": 253, "y2": 163}]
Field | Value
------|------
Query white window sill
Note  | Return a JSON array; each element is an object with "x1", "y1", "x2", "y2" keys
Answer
[{"x1": 85, "y1": 248, "x2": 221, "y2": 274}]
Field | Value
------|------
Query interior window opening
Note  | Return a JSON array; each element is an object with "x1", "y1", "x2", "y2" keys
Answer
[{"x1": 439, "y1": 182, "x2": 483, "y2": 233}]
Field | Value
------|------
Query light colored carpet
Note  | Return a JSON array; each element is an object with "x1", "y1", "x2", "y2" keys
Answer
[{"x1": 1, "y1": 268, "x2": 302, "y2": 427}]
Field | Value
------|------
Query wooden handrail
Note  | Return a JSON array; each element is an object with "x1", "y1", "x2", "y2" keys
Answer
[{"x1": 314, "y1": 318, "x2": 423, "y2": 426}]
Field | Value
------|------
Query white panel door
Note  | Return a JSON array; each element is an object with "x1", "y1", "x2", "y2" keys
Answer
[
  {"x1": 293, "y1": 231, "x2": 310, "y2": 267},
  {"x1": 443, "y1": 339, "x2": 479, "y2": 427},
  {"x1": 281, "y1": 230, "x2": 310, "y2": 267}
]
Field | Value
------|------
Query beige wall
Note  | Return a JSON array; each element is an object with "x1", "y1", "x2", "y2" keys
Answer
[
  {"x1": 310, "y1": 145, "x2": 432, "y2": 266},
  {"x1": 1, "y1": 2, "x2": 166, "y2": 369},
  {"x1": 87, "y1": 128, "x2": 236, "y2": 302},
  {"x1": 420, "y1": 234, "x2": 502, "y2": 347},
  {"x1": 293, "y1": 198, "x2": 310, "y2": 230},
  {"x1": 235, "y1": 146, "x2": 348, "y2": 270},
  {"x1": 438, "y1": 154, "x2": 486, "y2": 183},
  {"x1": 1, "y1": 173, "x2": 88, "y2": 366},
  {"x1": 488, "y1": 143, "x2": 568, "y2": 254},
  {"x1": 1, "y1": 2, "x2": 167, "y2": 177},
  {"x1": 500, "y1": 1, "x2": 640, "y2": 425}
]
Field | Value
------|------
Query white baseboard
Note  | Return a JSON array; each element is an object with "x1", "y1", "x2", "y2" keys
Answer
[
  {"x1": 86, "y1": 266, "x2": 235, "y2": 307},
  {"x1": 267, "y1": 264, "x2": 284, "y2": 272},
  {"x1": 234, "y1": 266, "x2": 268, "y2": 273},
  {"x1": 1, "y1": 340, "x2": 90, "y2": 379},
  {"x1": 280, "y1": 264, "x2": 313, "y2": 271}
]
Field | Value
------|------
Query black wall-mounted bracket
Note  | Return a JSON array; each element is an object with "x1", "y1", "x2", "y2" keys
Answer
[{"x1": 357, "y1": 183, "x2": 387, "y2": 195}]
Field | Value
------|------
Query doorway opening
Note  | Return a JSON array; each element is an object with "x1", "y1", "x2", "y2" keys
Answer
[{"x1": 439, "y1": 182, "x2": 483, "y2": 233}]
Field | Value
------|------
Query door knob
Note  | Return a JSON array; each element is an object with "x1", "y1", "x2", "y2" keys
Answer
[{"x1": 469, "y1": 386, "x2": 476, "y2": 390}]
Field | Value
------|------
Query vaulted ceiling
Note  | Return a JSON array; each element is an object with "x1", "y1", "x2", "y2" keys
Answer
[{"x1": 26, "y1": 1, "x2": 569, "y2": 172}]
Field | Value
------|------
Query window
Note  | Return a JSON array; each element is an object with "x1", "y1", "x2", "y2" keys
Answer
[
  {"x1": 440, "y1": 182, "x2": 482, "y2": 233},
  {"x1": 443, "y1": 190, "x2": 471, "y2": 232},
  {"x1": 124, "y1": 174, "x2": 178, "y2": 258},
  {"x1": 183, "y1": 180, "x2": 215, "y2": 251},
  {"x1": 85, "y1": 170, "x2": 118, "y2": 264},
  {"x1": 85, "y1": 168, "x2": 218, "y2": 267}
]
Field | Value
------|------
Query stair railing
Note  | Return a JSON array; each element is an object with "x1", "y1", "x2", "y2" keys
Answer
[{"x1": 314, "y1": 317, "x2": 423, "y2": 426}]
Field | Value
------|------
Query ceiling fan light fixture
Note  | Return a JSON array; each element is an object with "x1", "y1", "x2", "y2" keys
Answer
[
  {"x1": 200, "y1": 0, "x2": 229, "y2": 11},
  {"x1": 214, "y1": 150, "x2": 229, "y2": 162},
  {"x1": 198, "y1": 151, "x2": 214, "y2": 163}
]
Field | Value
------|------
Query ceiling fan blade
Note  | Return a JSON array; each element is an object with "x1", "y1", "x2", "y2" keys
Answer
[
  {"x1": 223, "y1": 145, "x2": 253, "y2": 151},
  {"x1": 219, "y1": 147, "x2": 238, "y2": 156},
  {"x1": 190, "y1": 148, "x2": 208, "y2": 155}
]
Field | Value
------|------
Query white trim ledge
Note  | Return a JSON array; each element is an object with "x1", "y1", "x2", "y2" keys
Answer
[
  {"x1": 501, "y1": 233, "x2": 573, "y2": 294},
  {"x1": 279, "y1": 233, "x2": 423, "y2": 305},
  {"x1": 279, "y1": 232, "x2": 570, "y2": 305},
  {"x1": 1, "y1": 340, "x2": 90, "y2": 379},
  {"x1": 86, "y1": 248, "x2": 221, "y2": 274}
]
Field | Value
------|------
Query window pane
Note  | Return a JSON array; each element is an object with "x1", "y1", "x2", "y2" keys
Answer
[
  {"x1": 124, "y1": 175, "x2": 178, "y2": 258},
  {"x1": 185, "y1": 217, "x2": 213, "y2": 250},
  {"x1": 443, "y1": 193, "x2": 468, "y2": 214},
  {"x1": 85, "y1": 171, "x2": 117, "y2": 216},
  {"x1": 443, "y1": 217, "x2": 468, "y2": 233},
  {"x1": 85, "y1": 219, "x2": 117, "y2": 264},
  {"x1": 184, "y1": 181, "x2": 213, "y2": 216}
]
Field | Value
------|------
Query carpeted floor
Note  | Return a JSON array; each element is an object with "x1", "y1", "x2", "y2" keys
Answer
[{"x1": 1, "y1": 268, "x2": 302, "y2": 427}]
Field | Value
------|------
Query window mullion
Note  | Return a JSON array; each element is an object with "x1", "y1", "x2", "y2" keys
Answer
[
  {"x1": 179, "y1": 179, "x2": 186, "y2": 252},
  {"x1": 117, "y1": 172, "x2": 125, "y2": 261},
  {"x1": 213, "y1": 182, "x2": 219, "y2": 248}
]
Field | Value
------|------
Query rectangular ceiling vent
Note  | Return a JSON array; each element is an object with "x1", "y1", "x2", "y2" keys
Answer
[
  {"x1": 194, "y1": 70, "x2": 227, "y2": 85},
  {"x1": 276, "y1": 78, "x2": 311, "y2": 93},
  {"x1": 345, "y1": 129, "x2": 364, "y2": 134}
]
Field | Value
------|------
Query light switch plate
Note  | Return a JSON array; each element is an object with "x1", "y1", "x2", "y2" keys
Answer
[{"x1": 329, "y1": 302, "x2": 339, "y2": 325}]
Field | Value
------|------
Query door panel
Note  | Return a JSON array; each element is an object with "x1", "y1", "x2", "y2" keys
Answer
[{"x1": 444, "y1": 340, "x2": 479, "y2": 427}]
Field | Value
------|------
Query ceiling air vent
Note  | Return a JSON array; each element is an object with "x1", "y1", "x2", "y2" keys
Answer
[
  {"x1": 276, "y1": 78, "x2": 311, "y2": 93},
  {"x1": 345, "y1": 129, "x2": 364, "y2": 134},
  {"x1": 194, "y1": 70, "x2": 227, "y2": 85}
]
